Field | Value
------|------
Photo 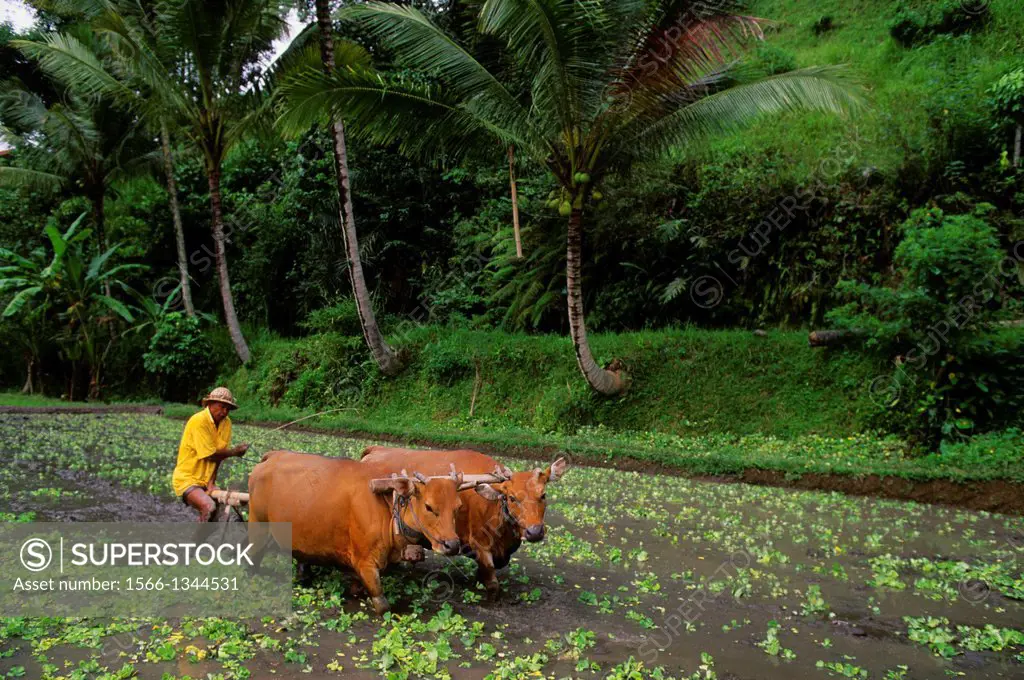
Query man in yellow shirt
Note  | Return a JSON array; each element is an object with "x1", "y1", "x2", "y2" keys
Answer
[{"x1": 173, "y1": 387, "x2": 249, "y2": 522}]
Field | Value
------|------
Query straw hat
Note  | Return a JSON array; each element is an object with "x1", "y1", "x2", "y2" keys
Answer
[{"x1": 202, "y1": 386, "x2": 238, "y2": 410}]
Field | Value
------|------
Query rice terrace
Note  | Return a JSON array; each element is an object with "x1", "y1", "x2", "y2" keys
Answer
[
  {"x1": 1, "y1": 0, "x2": 1023, "y2": 677},
  {"x1": 0, "y1": 412, "x2": 1019, "y2": 679}
]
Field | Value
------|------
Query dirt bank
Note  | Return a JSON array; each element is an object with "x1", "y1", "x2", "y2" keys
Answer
[
  {"x1": 4, "y1": 405, "x2": 1021, "y2": 515},
  {"x1": 239, "y1": 421, "x2": 1024, "y2": 516},
  {"x1": 0, "y1": 404, "x2": 164, "y2": 415}
]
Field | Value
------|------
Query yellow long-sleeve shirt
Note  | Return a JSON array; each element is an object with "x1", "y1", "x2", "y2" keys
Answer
[{"x1": 172, "y1": 407, "x2": 232, "y2": 496}]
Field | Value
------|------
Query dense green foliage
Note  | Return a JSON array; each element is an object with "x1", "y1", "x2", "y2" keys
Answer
[
  {"x1": 828, "y1": 207, "x2": 1024, "y2": 442},
  {"x1": 142, "y1": 312, "x2": 215, "y2": 402},
  {"x1": 231, "y1": 327, "x2": 880, "y2": 439},
  {"x1": 0, "y1": 0, "x2": 1022, "y2": 450},
  {"x1": 0, "y1": 212, "x2": 148, "y2": 398},
  {"x1": 888, "y1": 0, "x2": 990, "y2": 48}
]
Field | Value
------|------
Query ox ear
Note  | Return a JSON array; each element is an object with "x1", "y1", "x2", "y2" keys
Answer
[
  {"x1": 474, "y1": 483, "x2": 503, "y2": 502},
  {"x1": 548, "y1": 457, "x2": 568, "y2": 483}
]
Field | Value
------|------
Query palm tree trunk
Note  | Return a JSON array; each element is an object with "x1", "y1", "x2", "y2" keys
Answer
[
  {"x1": 566, "y1": 206, "x2": 624, "y2": 395},
  {"x1": 88, "y1": 367, "x2": 101, "y2": 401},
  {"x1": 160, "y1": 121, "x2": 195, "y2": 317},
  {"x1": 207, "y1": 165, "x2": 251, "y2": 364},
  {"x1": 315, "y1": 0, "x2": 401, "y2": 375},
  {"x1": 508, "y1": 146, "x2": 523, "y2": 259},
  {"x1": 1015, "y1": 124, "x2": 1022, "y2": 168},
  {"x1": 91, "y1": 189, "x2": 112, "y2": 297},
  {"x1": 21, "y1": 357, "x2": 33, "y2": 394},
  {"x1": 90, "y1": 189, "x2": 106, "y2": 251}
]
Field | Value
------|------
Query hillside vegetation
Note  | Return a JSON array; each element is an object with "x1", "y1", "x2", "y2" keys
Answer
[{"x1": 229, "y1": 327, "x2": 880, "y2": 439}]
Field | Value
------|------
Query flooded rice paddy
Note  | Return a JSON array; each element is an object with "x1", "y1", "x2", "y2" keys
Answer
[{"x1": 0, "y1": 413, "x2": 1021, "y2": 679}]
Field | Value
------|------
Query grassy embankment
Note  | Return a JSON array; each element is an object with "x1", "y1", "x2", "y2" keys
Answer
[
  {"x1": 4, "y1": 328, "x2": 1022, "y2": 484},
  {"x1": 713, "y1": 0, "x2": 1024, "y2": 181}
]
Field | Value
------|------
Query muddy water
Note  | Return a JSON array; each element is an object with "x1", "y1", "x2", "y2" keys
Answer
[{"x1": 0, "y1": 413, "x2": 1021, "y2": 679}]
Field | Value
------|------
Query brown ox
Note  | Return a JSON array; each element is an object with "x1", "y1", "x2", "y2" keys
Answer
[
  {"x1": 248, "y1": 450, "x2": 475, "y2": 614},
  {"x1": 360, "y1": 446, "x2": 567, "y2": 595}
]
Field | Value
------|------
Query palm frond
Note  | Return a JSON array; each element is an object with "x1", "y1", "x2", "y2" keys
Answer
[
  {"x1": 342, "y1": 2, "x2": 532, "y2": 140},
  {"x1": 619, "y1": 66, "x2": 863, "y2": 162},
  {"x1": 477, "y1": 0, "x2": 578, "y2": 132},
  {"x1": 12, "y1": 34, "x2": 135, "y2": 105},
  {"x1": 277, "y1": 66, "x2": 511, "y2": 162},
  {"x1": 0, "y1": 166, "x2": 65, "y2": 192}
]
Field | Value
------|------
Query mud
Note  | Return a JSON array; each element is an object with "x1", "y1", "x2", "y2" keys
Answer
[
  {"x1": 4, "y1": 460, "x2": 194, "y2": 523},
  {"x1": 0, "y1": 413, "x2": 1022, "y2": 679}
]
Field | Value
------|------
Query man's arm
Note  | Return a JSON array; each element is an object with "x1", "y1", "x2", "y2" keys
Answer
[
  {"x1": 209, "y1": 443, "x2": 250, "y2": 463},
  {"x1": 206, "y1": 443, "x2": 249, "y2": 491}
]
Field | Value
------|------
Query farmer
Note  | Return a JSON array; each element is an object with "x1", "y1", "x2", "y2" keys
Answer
[{"x1": 173, "y1": 387, "x2": 250, "y2": 522}]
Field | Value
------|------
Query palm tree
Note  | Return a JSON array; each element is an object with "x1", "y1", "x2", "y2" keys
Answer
[
  {"x1": 311, "y1": 0, "x2": 402, "y2": 375},
  {"x1": 129, "y1": 0, "x2": 288, "y2": 363},
  {"x1": 21, "y1": 0, "x2": 291, "y2": 362},
  {"x1": 13, "y1": 16, "x2": 197, "y2": 317},
  {"x1": 279, "y1": 0, "x2": 861, "y2": 394},
  {"x1": 0, "y1": 79, "x2": 154, "y2": 252}
]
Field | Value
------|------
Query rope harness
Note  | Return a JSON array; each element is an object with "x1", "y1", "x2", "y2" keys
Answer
[
  {"x1": 500, "y1": 494, "x2": 521, "y2": 529},
  {"x1": 391, "y1": 492, "x2": 430, "y2": 545}
]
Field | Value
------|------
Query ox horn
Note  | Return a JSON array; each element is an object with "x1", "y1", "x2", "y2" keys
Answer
[{"x1": 413, "y1": 471, "x2": 430, "y2": 484}]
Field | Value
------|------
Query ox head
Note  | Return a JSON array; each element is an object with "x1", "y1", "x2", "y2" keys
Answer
[
  {"x1": 475, "y1": 457, "x2": 568, "y2": 543},
  {"x1": 373, "y1": 471, "x2": 464, "y2": 556}
]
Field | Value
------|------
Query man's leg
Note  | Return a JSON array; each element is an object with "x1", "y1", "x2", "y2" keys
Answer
[
  {"x1": 184, "y1": 487, "x2": 219, "y2": 542},
  {"x1": 184, "y1": 487, "x2": 217, "y2": 521}
]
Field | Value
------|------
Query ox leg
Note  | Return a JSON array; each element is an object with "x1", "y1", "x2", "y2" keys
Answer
[
  {"x1": 296, "y1": 561, "x2": 315, "y2": 586},
  {"x1": 355, "y1": 563, "x2": 388, "y2": 615},
  {"x1": 246, "y1": 521, "x2": 270, "y2": 573},
  {"x1": 475, "y1": 552, "x2": 500, "y2": 598}
]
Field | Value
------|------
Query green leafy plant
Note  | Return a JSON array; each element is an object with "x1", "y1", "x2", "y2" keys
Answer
[
  {"x1": 143, "y1": 312, "x2": 215, "y2": 402},
  {"x1": 0, "y1": 213, "x2": 146, "y2": 399},
  {"x1": 888, "y1": 0, "x2": 990, "y2": 47},
  {"x1": 989, "y1": 68, "x2": 1024, "y2": 167},
  {"x1": 827, "y1": 207, "x2": 1019, "y2": 443}
]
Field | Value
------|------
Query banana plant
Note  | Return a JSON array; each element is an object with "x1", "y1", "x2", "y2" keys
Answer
[{"x1": 0, "y1": 213, "x2": 148, "y2": 399}]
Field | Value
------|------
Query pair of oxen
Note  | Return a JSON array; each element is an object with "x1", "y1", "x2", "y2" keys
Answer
[{"x1": 247, "y1": 446, "x2": 568, "y2": 613}]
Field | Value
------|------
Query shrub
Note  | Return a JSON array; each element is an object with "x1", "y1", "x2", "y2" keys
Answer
[
  {"x1": 889, "y1": 0, "x2": 990, "y2": 48},
  {"x1": 143, "y1": 313, "x2": 216, "y2": 402},
  {"x1": 753, "y1": 44, "x2": 797, "y2": 75},
  {"x1": 812, "y1": 16, "x2": 835, "y2": 36},
  {"x1": 989, "y1": 68, "x2": 1024, "y2": 166},
  {"x1": 828, "y1": 208, "x2": 1003, "y2": 347},
  {"x1": 420, "y1": 339, "x2": 476, "y2": 386},
  {"x1": 301, "y1": 299, "x2": 363, "y2": 336},
  {"x1": 827, "y1": 208, "x2": 1020, "y2": 443}
]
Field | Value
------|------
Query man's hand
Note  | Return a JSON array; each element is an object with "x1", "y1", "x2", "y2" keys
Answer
[{"x1": 232, "y1": 443, "x2": 250, "y2": 457}]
